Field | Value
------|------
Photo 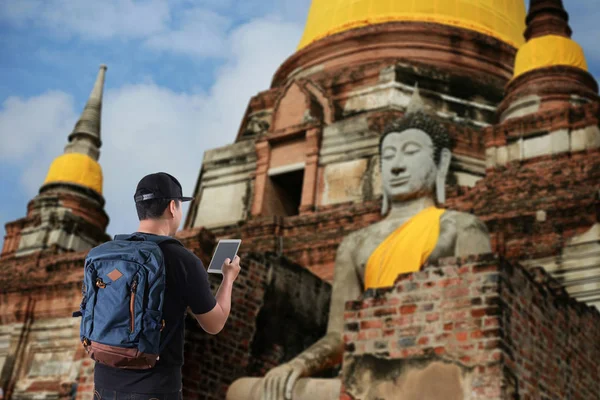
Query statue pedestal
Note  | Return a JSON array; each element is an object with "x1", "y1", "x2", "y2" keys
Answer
[{"x1": 340, "y1": 253, "x2": 600, "y2": 399}]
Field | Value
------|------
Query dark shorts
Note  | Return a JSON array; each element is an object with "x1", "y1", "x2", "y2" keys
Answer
[{"x1": 94, "y1": 387, "x2": 183, "y2": 400}]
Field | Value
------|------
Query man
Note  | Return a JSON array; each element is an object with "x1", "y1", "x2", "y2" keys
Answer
[{"x1": 94, "y1": 172, "x2": 241, "y2": 399}]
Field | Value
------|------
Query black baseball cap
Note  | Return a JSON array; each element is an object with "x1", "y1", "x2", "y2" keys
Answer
[{"x1": 134, "y1": 172, "x2": 194, "y2": 203}]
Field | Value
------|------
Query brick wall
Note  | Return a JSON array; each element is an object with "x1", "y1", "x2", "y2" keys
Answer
[
  {"x1": 181, "y1": 254, "x2": 269, "y2": 399},
  {"x1": 500, "y1": 264, "x2": 600, "y2": 399},
  {"x1": 448, "y1": 149, "x2": 600, "y2": 261},
  {"x1": 340, "y1": 254, "x2": 600, "y2": 399},
  {"x1": 181, "y1": 252, "x2": 331, "y2": 399},
  {"x1": 75, "y1": 359, "x2": 95, "y2": 399}
]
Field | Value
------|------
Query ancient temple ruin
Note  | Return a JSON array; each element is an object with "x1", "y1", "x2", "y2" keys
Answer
[{"x1": 1, "y1": 0, "x2": 599, "y2": 399}]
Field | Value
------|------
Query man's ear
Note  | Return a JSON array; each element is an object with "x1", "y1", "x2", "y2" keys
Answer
[{"x1": 169, "y1": 200, "x2": 178, "y2": 217}]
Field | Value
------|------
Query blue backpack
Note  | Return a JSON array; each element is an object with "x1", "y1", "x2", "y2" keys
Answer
[{"x1": 73, "y1": 233, "x2": 183, "y2": 369}]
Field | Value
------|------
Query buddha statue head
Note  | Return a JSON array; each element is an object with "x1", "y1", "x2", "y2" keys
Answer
[{"x1": 379, "y1": 85, "x2": 453, "y2": 215}]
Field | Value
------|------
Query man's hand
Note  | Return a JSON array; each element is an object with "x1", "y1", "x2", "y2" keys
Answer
[{"x1": 222, "y1": 255, "x2": 241, "y2": 282}]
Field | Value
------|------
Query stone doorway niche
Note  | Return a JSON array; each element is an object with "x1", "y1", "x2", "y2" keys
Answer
[{"x1": 265, "y1": 163, "x2": 305, "y2": 217}]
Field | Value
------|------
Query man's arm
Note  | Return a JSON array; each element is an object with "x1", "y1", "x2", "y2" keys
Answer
[
  {"x1": 193, "y1": 256, "x2": 240, "y2": 335},
  {"x1": 194, "y1": 274, "x2": 234, "y2": 335}
]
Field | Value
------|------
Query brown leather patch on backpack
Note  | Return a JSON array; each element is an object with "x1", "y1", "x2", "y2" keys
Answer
[
  {"x1": 88, "y1": 341, "x2": 158, "y2": 370},
  {"x1": 107, "y1": 269, "x2": 123, "y2": 282}
]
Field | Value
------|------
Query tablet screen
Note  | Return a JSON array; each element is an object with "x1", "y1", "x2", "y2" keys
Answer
[{"x1": 207, "y1": 240, "x2": 241, "y2": 273}]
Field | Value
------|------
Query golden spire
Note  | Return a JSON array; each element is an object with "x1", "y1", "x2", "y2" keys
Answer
[
  {"x1": 297, "y1": 0, "x2": 527, "y2": 50},
  {"x1": 42, "y1": 65, "x2": 107, "y2": 195},
  {"x1": 513, "y1": 0, "x2": 588, "y2": 78}
]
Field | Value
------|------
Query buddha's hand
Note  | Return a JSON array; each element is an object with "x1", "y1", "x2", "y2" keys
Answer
[{"x1": 262, "y1": 359, "x2": 307, "y2": 400}]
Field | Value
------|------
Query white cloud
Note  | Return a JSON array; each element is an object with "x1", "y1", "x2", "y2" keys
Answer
[
  {"x1": 0, "y1": 91, "x2": 76, "y2": 161},
  {"x1": 0, "y1": 15, "x2": 303, "y2": 238},
  {"x1": 0, "y1": 0, "x2": 170, "y2": 40},
  {"x1": 199, "y1": 16, "x2": 301, "y2": 139},
  {"x1": 99, "y1": 83, "x2": 207, "y2": 233},
  {"x1": 144, "y1": 8, "x2": 232, "y2": 59},
  {"x1": 0, "y1": 0, "x2": 308, "y2": 62}
]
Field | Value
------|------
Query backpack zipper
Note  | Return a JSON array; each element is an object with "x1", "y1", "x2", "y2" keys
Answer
[{"x1": 130, "y1": 278, "x2": 138, "y2": 332}]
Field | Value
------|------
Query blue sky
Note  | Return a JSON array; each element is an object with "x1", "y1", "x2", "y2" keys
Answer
[{"x1": 0, "y1": 0, "x2": 599, "y2": 250}]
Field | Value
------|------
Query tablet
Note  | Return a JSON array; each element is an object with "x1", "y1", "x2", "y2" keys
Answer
[{"x1": 207, "y1": 239, "x2": 241, "y2": 274}]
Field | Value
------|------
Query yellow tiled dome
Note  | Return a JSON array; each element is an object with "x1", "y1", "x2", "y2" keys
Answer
[
  {"x1": 513, "y1": 35, "x2": 588, "y2": 78},
  {"x1": 43, "y1": 153, "x2": 103, "y2": 195},
  {"x1": 298, "y1": 0, "x2": 527, "y2": 50}
]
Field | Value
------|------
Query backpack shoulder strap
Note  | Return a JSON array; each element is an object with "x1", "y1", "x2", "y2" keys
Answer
[
  {"x1": 146, "y1": 235, "x2": 182, "y2": 247},
  {"x1": 152, "y1": 236, "x2": 186, "y2": 352},
  {"x1": 114, "y1": 233, "x2": 183, "y2": 247}
]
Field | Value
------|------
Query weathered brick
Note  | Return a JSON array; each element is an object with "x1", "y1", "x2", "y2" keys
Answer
[
  {"x1": 399, "y1": 304, "x2": 417, "y2": 315},
  {"x1": 374, "y1": 307, "x2": 397, "y2": 317},
  {"x1": 426, "y1": 312, "x2": 439, "y2": 322},
  {"x1": 360, "y1": 319, "x2": 383, "y2": 330}
]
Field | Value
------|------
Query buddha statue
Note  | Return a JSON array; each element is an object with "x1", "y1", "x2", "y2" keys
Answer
[{"x1": 227, "y1": 86, "x2": 491, "y2": 400}]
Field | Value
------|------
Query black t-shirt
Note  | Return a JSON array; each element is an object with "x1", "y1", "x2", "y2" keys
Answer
[{"x1": 94, "y1": 235, "x2": 217, "y2": 393}]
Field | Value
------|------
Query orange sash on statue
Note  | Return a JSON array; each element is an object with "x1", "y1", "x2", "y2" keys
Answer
[{"x1": 364, "y1": 206, "x2": 445, "y2": 290}]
